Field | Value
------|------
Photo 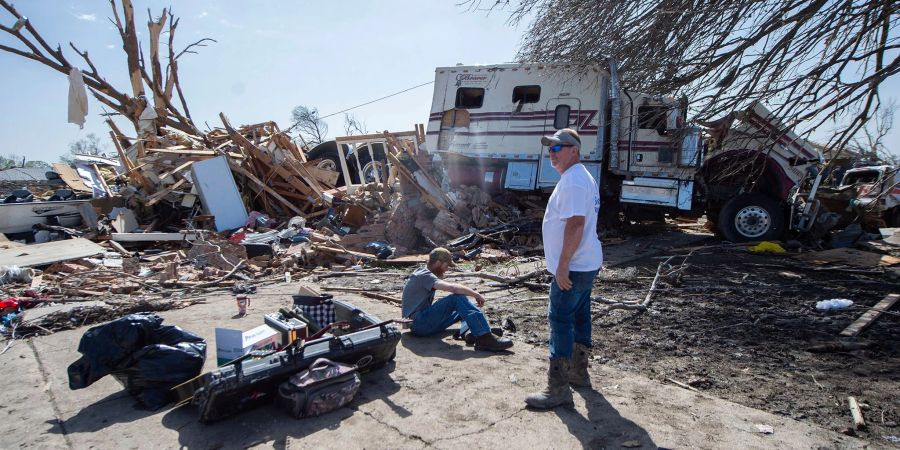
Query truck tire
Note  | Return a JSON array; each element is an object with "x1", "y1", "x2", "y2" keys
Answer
[
  {"x1": 307, "y1": 141, "x2": 345, "y2": 186},
  {"x1": 351, "y1": 145, "x2": 387, "y2": 184},
  {"x1": 718, "y1": 193, "x2": 784, "y2": 242}
]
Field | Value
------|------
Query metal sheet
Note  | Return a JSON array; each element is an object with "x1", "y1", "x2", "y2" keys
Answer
[
  {"x1": 504, "y1": 162, "x2": 537, "y2": 190},
  {"x1": 191, "y1": 156, "x2": 248, "y2": 232},
  {"x1": 0, "y1": 238, "x2": 104, "y2": 267}
]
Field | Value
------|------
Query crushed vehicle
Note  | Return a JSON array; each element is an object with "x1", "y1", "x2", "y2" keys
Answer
[
  {"x1": 422, "y1": 61, "x2": 825, "y2": 242},
  {"x1": 813, "y1": 164, "x2": 900, "y2": 230},
  {"x1": 306, "y1": 131, "x2": 420, "y2": 188}
]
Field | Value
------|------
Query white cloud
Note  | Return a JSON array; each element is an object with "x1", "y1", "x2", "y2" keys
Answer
[
  {"x1": 106, "y1": 44, "x2": 115, "y2": 49},
  {"x1": 218, "y1": 18, "x2": 243, "y2": 29},
  {"x1": 198, "y1": 11, "x2": 208, "y2": 19},
  {"x1": 74, "y1": 13, "x2": 96, "y2": 22}
]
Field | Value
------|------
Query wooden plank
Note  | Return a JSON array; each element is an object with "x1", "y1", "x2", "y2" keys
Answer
[
  {"x1": 848, "y1": 397, "x2": 866, "y2": 430},
  {"x1": 147, "y1": 148, "x2": 216, "y2": 156},
  {"x1": 0, "y1": 238, "x2": 105, "y2": 267},
  {"x1": 157, "y1": 160, "x2": 194, "y2": 182},
  {"x1": 92, "y1": 164, "x2": 113, "y2": 196},
  {"x1": 51, "y1": 163, "x2": 91, "y2": 192},
  {"x1": 228, "y1": 162, "x2": 304, "y2": 216},
  {"x1": 146, "y1": 178, "x2": 188, "y2": 206},
  {"x1": 219, "y1": 114, "x2": 315, "y2": 197},
  {"x1": 107, "y1": 239, "x2": 131, "y2": 257},
  {"x1": 301, "y1": 163, "x2": 340, "y2": 188},
  {"x1": 794, "y1": 248, "x2": 900, "y2": 268},
  {"x1": 386, "y1": 151, "x2": 447, "y2": 210},
  {"x1": 335, "y1": 131, "x2": 417, "y2": 143},
  {"x1": 111, "y1": 232, "x2": 200, "y2": 242},
  {"x1": 247, "y1": 153, "x2": 313, "y2": 196},
  {"x1": 840, "y1": 293, "x2": 899, "y2": 337}
]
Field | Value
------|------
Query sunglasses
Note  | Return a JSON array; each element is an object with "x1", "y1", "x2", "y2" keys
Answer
[{"x1": 548, "y1": 144, "x2": 573, "y2": 153}]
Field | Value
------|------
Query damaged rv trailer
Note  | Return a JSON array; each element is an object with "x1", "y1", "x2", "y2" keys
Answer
[{"x1": 424, "y1": 61, "x2": 825, "y2": 242}]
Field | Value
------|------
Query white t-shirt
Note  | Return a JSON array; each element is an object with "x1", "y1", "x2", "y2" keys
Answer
[{"x1": 542, "y1": 163, "x2": 603, "y2": 275}]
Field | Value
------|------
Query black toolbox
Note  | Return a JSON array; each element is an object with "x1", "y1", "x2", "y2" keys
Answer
[{"x1": 179, "y1": 299, "x2": 400, "y2": 423}]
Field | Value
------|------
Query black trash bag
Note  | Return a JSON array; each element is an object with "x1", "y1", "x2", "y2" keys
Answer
[
  {"x1": 67, "y1": 313, "x2": 207, "y2": 410},
  {"x1": 111, "y1": 324, "x2": 206, "y2": 409},
  {"x1": 68, "y1": 313, "x2": 163, "y2": 389},
  {"x1": 364, "y1": 241, "x2": 394, "y2": 259}
]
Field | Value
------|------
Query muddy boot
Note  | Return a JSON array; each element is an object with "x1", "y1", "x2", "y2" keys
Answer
[
  {"x1": 525, "y1": 358, "x2": 574, "y2": 409},
  {"x1": 569, "y1": 343, "x2": 592, "y2": 388},
  {"x1": 473, "y1": 332, "x2": 513, "y2": 352}
]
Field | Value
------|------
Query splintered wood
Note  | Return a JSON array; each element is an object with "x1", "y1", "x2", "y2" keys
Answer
[{"x1": 110, "y1": 115, "x2": 345, "y2": 224}]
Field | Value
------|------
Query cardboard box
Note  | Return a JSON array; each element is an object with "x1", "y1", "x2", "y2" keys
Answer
[{"x1": 215, "y1": 324, "x2": 281, "y2": 365}]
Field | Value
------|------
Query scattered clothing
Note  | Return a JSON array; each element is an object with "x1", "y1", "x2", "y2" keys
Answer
[{"x1": 68, "y1": 67, "x2": 88, "y2": 128}]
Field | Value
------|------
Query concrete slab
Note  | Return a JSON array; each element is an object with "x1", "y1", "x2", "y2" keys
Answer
[{"x1": 0, "y1": 282, "x2": 871, "y2": 449}]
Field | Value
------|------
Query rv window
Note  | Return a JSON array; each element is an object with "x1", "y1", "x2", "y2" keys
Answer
[
  {"x1": 455, "y1": 88, "x2": 485, "y2": 109},
  {"x1": 512, "y1": 85, "x2": 541, "y2": 104},
  {"x1": 553, "y1": 105, "x2": 571, "y2": 129},
  {"x1": 638, "y1": 105, "x2": 668, "y2": 131},
  {"x1": 657, "y1": 148, "x2": 674, "y2": 164}
]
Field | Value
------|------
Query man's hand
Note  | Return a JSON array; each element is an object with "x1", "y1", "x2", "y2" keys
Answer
[
  {"x1": 474, "y1": 293, "x2": 486, "y2": 307},
  {"x1": 555, "y1": 262, "x2": 572, "y2": 290}
]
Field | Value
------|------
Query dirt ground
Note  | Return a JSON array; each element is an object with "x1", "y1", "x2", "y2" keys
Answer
[{"x1": 326, "y1": 226, "x2": 900, "y2": 446}]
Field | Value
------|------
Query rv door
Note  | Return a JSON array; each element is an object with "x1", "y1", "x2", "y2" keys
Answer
[{"x1": 538, "y1": 97, "x2": 581, "y2": 185}]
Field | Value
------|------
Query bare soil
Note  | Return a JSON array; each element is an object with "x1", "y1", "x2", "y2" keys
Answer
[{"x1": 326, "y1": 232, "x2": 900, "y2": 446}]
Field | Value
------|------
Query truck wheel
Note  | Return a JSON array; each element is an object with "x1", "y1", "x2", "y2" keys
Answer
[
  {"x1": 718, "y1": 193, "x2": 784, "y2": 242},
  {"x1": 307, "y1": 141, "x2": 344, "y2": 186},
  {"x1": 349, "y1": 144, "x2": 387, "y2": 184}
]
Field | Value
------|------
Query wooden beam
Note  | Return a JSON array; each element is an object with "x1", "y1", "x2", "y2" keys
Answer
[
  {"x1": 157, "y1": 160, "x2": 194, "y2": 182},
  {"x1": 848, "y1": 397, "x2": 866, "y2": 430},
  {"x1": 840, "y1": 293, "x2": 899, "y2": 337},
  {"x1": 147, "y1": 148, "x2": 216, "y2": 156},
  {"x1": 146, "y1": 178, "x2": 187, "y2": 206},
  {"x1": 51, "y1": 163, "x2": 91, "y2": 193},
  {"x1": 228, "y1": 161, "x2": 304, "y2": 216},
  {"x1": 219, "y1": 113, "x2": 316, "y2": 197},
  {"x1": 335, "y1": 131, "x2": 417, "y2": 143},
  {"x1": 92, "y1": 164, "x2": 113, "y2": 196}
]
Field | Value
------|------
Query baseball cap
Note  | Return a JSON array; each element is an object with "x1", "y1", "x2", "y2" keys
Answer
[
  {"x1": 428, "y1": 247, "x2": 455, "y2": 266},
  {"x1": 541, "y1": 128, "x2": 581, "y2": 147}
]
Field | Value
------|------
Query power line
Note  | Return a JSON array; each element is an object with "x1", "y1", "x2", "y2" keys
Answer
[{"x1": 318, "y1": 80, "x2": 435, "y2": 120}]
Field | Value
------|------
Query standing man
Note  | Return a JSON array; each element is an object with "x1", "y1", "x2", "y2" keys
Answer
[
  {"x1": 526, "y1": 128, "x2": 603, "y2": 409},
  {"x1": 402, "y1": 247, "x2": 513, "y2": 352}
]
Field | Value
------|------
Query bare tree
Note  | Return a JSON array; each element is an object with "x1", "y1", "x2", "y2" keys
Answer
[
  {"x1": 61, "y1": 133, "x2": 110, "y2": 163},
  {"x1": 469, "y1": 0, "x2": 899, "y2": 154},
  {"x1": 343, "y1": 113, "x2": 368, "y2": 136},
  {"x1": 0, "y1": 1, "x2": 215, "y2": 153},
  {"x1": 289, "y1": 105, "x2": 329, "y2": 146},
  {"x1": 0, "y1": 154, "x2": 47, "y2": 169},
  {"x1": 852, "y1": 99, "x2": 896, "y2": 163}
]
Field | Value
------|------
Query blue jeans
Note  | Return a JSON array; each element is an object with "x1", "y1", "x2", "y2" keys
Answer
[
  {"x1": 410, "y1": 294, "x2": 491, "y2": 337},
  {"x1": 548, "y1": 270, "x2": 599, "y2": 359}
]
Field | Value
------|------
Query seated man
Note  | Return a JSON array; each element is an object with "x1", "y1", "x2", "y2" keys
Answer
[{"x1": 402, "y1": 248, "x2": 513, "y2": 352}]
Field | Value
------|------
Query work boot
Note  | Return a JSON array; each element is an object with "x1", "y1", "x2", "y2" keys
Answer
[
  {"x1": 569, "y1": 343, "x2": 592, "y2": 388},
  {"x1": 463, "y1": 327, "x2": 504, "y2": 346},
  {"x1": 473, "y1": 332, "x2": 513, "y2": 352},
  {"x1": 525, "y1": 358, "x2": 574, "y2": 409}
]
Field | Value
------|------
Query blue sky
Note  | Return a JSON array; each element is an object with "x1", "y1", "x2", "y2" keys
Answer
[
  {"x1": 0, "y1": 1, "x2": 524, "y2": 162},
  {"x1": 0, "y1": 1, "x2": 897, "y2": 163}
]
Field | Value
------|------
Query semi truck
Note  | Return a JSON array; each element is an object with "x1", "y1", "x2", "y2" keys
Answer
[{"x1": 423, "y1": 61, "x2": 824, "y2": 242}]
